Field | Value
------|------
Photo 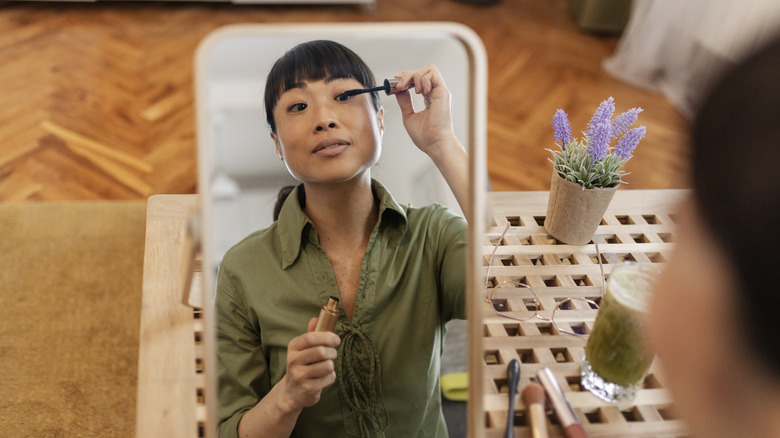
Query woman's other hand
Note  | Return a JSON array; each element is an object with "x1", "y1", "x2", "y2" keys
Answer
[
  {"x1": 237, "y1": 317, "x2": 340, "y2": 437},
  {"x1": 279, "y1": 317, "x2": 341, "y2": 412}
]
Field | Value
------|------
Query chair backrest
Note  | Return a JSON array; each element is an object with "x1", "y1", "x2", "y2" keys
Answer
[{"x1": 194, "y1": 22, "x2": 487, "y2": 437}]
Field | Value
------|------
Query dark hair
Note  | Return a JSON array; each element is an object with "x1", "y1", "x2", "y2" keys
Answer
[
  {"x1": 272, "y1": 185, "x2": 303, "y2": 221},
  {"x1": 263, "y1": 40, "x2": 381, "y2": 134},
  {"x1": 691, "y1": 36, "x2": 780, "y2": 373}
]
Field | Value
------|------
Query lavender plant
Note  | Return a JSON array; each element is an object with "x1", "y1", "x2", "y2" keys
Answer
[{"x1": 548, "y1": 98, "x2": 646, "y2": 189}]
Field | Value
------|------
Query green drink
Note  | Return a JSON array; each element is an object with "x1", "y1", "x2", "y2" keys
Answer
[{"x1": 582, "y1": 263, "x2": 655, "y2": 402}]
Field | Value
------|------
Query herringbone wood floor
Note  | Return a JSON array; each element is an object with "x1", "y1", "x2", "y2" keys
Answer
[{"x1": 0, "y1": 0, "x2": 690, "y2": 202}]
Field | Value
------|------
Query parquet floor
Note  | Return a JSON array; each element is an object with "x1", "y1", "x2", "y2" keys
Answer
[{"x1": 0, "y1": 0, "x2": 690, "y2": 202}]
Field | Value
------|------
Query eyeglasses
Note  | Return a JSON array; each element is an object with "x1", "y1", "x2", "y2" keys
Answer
[{"x1": 483, "y1": 222, "x2": 605, "y2": 337}]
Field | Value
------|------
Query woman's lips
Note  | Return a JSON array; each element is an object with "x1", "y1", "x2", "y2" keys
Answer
[{"x1": 313, "y1": 139, "x2": 350, "y2": 156}]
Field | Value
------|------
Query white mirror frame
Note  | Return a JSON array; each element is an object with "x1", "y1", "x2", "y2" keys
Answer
[{"x1": 195, "y1": 22, "x2": 487, "y2": 438}]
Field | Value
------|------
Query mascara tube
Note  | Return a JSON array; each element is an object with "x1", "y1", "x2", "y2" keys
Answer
[
  {"x1": 314, "y1": 296, "x2": 340, "y2": 332},
  {"x1": 384, "y1": 78, "x2": 414, "y2": 95}
]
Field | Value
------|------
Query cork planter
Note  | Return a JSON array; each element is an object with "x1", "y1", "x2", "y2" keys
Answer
[{"x1": 544, "y1": 172, "x2": 618, "y2": 245}]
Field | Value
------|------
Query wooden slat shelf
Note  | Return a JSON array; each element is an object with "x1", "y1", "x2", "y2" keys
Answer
[
  {"x1": 136, "y1": 194, "x2": 206, "y2": 438},
  {"x1": 477, "y1": 189, "x2": 691, "y2": 437}
]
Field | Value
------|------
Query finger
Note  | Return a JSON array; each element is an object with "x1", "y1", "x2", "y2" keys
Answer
[
  {"x1": 288, "y1": 346, "x2": 338, "y2": 372},
  {"x1": 303, "y1": 358, "x2": 336, "y2": 380},
  {"x1": 289, "y1": 355, "x2": 336, "y2": 379},
  {"x1": 412, "y1": 71, "x2": 427, "y2": 95},
  {"x1": 393, "y1": 71, "x2": 415, "y2": 92},
  {"x1": 287, "y1": 361, "x2": 336, "y2": 393},
  {"x1": 307, "y1": 317, "x2": 317, "y2": 333},
  {"x1": 395, "y1": 89, "x2": 416, "y2": 118},
  {"x1": 289, "y1": 331, "x2": 341, "y2": 352},
  {"x1": 298, "y1": 370, "x2": 337, "y2": 393},
  {"x1": 311, "y1": 371, "x2": 337, "y2": 388},
  {"x1": 306, "y1": 345, "x2": 338, "y2": 362},
  {"x1": 420, "y1": 73, "x2": 434, "y2": 96}
]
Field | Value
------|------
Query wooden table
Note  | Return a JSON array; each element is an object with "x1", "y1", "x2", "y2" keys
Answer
[
  {"x1": 476, "y1": 189, "x2": 690, "y2": 437},
  {"x1": 136, "y1": 195, "x2": 207, "y2": 438},
  {"x1": 137, "y1": 190, "x2": 691, "y2": 437}
]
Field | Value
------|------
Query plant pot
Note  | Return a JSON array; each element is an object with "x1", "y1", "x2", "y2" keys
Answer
[{"x1": 544, "y1": 172, "x2": 618, "y2": 245}]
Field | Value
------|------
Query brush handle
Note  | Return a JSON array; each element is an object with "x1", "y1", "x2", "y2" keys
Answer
[
  {"x1": 536, "y1": 367, "x2": 581, "y2": 431},
  {"x1": 527, "y1": 403, "x2": 548, "y2": 438},
  {"x1": 505, "y1": 359, "x2": 520, "y2": 438}
]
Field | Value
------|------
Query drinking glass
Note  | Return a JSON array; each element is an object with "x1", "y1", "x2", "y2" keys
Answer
[{"x1": 581, "y1": 263, "x2": 655, "y2": 402}]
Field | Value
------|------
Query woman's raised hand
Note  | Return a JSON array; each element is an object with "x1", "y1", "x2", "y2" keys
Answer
[
  {"x1": 393, "y1": 65, "x2": 470, "y2": 215},
  {"x1": 393, "y1": 65, "x2": 458, "y2": 157}
]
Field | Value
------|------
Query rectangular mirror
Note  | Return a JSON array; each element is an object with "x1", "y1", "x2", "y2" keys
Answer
[{"x1": 195, "y1": 23, "x2": 487, "y2": 437}]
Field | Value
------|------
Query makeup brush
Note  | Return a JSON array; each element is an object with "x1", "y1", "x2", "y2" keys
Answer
[
  {"x1": 505, "y1": 359, "x2": 520, "y2": 438},
  {"x1": 337, "y1": 78, "x2": 414, "y2": 99},
  {"x1": 536, "y1": 367, "x2": 589, "y2": 438},
  {"x1": 522, "y1": 382, "x2": 549, "y2": 438}
]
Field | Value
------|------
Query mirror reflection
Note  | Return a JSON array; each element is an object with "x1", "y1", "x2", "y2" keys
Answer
[{"x1": 197, "y1": 25, "x2": 485, "y2": 438}]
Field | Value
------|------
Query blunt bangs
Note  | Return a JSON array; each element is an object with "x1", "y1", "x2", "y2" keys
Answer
[{"x1": 264, "y1": 40, "x2": 380, "y2": 133}]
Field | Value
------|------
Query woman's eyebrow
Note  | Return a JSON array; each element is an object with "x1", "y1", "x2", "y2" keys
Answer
[
  {"x1": 324, "y1": 75, "x2": 350, "y2": 84},
  {"x1": 287, "y1": 82, "x2": 308, "y2": 90}
]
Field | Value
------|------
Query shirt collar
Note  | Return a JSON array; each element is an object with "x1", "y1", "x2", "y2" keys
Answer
[{"x1": 277, "y1": 179, "x2": 408, "y2": 269}]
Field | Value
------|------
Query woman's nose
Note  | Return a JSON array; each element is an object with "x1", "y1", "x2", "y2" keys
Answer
[
  {"x1": 315, "y1": 121, "x2": 337, "y2": 132},
  {"x1": 312, "y1": 100, "x2": 339, "y2": 132}
]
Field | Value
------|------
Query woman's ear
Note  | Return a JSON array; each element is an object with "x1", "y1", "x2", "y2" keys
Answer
[
  {"x1": 377, "y1": 107, "x2": 385, "y2": 140},
  {"x1": 271, "y1": 132, "x2": 283, "y2": 159}
]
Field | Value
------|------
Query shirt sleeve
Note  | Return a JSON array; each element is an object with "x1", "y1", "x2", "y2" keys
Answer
[
  {"x1": 216, "y1": 263, "x2": 270, "y2": 438},
  {"x1": 433, "y1": 206, "x2": 468, "y2": 321}
]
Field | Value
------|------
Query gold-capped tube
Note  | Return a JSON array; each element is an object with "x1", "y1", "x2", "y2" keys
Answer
[
  {"x1": 384, "y1": 78, "x2": 414, "y2": 95},
  {"x1": 314, "y1": 296, "x2": 340, "y2": 332}
]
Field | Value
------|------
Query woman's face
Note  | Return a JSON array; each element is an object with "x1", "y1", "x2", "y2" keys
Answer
[
  {"x1": 648, "y1": 200, "x2": 744, "y2": 436},
  {"x1": 271, "y1": 77, "x2": 384, "y2": 185}
]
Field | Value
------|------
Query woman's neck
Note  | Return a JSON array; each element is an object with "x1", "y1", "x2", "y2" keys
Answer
[{"x1": 301, "y1": 175, "x2": 378, "y2": 244}]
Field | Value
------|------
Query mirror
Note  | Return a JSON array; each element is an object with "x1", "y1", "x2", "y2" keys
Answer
[{"x1": 195, "y1": 23, "x2": 486, "y2": 437}]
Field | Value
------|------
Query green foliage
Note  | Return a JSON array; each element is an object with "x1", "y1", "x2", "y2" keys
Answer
[{"x1": 547, "y1": 139, "x2": 628, "y2": 189}]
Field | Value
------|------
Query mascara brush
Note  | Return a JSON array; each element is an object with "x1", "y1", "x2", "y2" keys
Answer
[{"x1": 337, "y1": 78, "x2": 414, "y2": 99}]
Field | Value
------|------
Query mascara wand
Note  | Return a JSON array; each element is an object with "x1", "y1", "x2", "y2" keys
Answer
[{"x1": 338, "y1": 78, "x2": 413, "y2": 99}]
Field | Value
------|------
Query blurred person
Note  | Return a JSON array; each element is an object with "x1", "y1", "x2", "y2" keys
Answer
[{"x1": 649, "y1": 36, "x2": 780, "y2": 437}]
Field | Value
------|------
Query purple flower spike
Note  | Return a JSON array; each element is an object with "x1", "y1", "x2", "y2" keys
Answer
[
  {"x1": 615, "y1": 126, "x2": 646, "y2": 160},
  {"x1": 586, "y1": 97, "x2": 615, "y2": 140},
  {"x1": 588, "y1": 121, "x2": 612, "y2": 162},
  {"x1": 552, "y1": 109, "x2": 573, "y2": 147},
  {"x1": 611, "y1": 107, "x2": 643, "y2": 138}
]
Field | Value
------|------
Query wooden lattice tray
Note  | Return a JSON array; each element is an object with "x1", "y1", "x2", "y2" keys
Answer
[{"x1": 477, "y1": 190, "x2": 690, "y2": 437}]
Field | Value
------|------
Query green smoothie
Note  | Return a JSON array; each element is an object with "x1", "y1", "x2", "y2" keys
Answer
[{"x1": 585, "y1": 265, "x2": 654, "y2": 386}]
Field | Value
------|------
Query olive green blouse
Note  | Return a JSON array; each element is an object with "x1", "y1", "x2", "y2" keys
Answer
[{"x1": 216, "y1": 180, "x2": 467, "y2": 438}]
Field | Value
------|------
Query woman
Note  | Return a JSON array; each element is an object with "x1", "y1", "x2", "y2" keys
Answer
[
  {"x1": 216, "y1": 40, "x2": 469, "y2": 438},
  {"x1": 648, "y1": 37, "x2": 780, "y2": 437}
]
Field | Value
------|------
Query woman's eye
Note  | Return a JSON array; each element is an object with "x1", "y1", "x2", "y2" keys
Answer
[
  {"x1": 334, "y1": 93, "x2": 353, "y2": 102},
  {"x1": 288, "y1": 103, "x2": 307, "y2": 112}
]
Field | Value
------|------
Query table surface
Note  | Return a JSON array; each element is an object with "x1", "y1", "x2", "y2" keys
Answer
[
  {"x1": 136, "y1": 190, "x2": 691, "y2": 438},
  {"x1": 477, "y1": 189, "x2": 690, "y2": 437}
]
